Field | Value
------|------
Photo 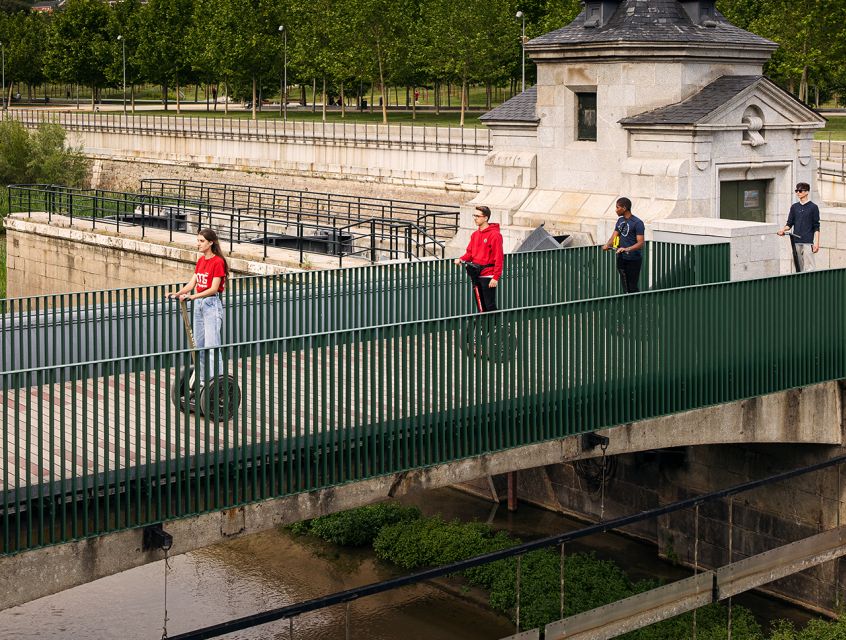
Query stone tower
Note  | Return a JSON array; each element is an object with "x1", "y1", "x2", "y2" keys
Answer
[{"x1": 463, "y1": 0, "x2": 824, "y2": 257}]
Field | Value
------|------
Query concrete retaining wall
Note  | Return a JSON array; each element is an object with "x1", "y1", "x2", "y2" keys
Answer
[
  {"x1": 510, "y1": 382, "x2": 846, "y2": 615},
  {"x1": 71, "y1": 129, "x2": 485, "y2": 192},
  {"x1": 3, "y1": 213, "x2": 363, "y2": 298}
]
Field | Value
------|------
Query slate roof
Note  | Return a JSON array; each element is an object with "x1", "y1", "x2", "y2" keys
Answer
[
  {"x1": 619, "y1": 75, "x2": 761, "y2": 125},
  {"x1": 479, "y1": 86, "x2": 538, "y2": 123},
  {"x1": 528, "y1": 0, "x2": 775, "y2": 49}
]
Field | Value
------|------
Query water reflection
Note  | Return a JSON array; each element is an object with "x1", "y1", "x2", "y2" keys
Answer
[
  {"x1": 0, "y1": 520, "x2": 512, "y2": 639},
  {"x1": 0, "y1": 487, "x2": 818, "y2": 638}
]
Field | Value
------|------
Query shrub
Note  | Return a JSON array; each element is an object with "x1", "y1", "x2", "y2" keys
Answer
[
  {"x1": 291, "y1": 503, "x2": 421, "y2": 547},
  {"x1": 373, "y1": 516, "x2": 514, "y2": 569},
  {"x1": 0, "y1": 120, "x2": 89, "y2": 218}
]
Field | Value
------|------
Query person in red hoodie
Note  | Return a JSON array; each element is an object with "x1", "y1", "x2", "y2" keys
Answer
[{"x1": 454, "y1": 205, "x2": 504, "y2": 312}]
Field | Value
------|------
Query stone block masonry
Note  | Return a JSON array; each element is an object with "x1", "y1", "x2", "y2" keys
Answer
[
  {"x1": 4, "y1": 213, "x2": 366, "y2": 298},
  {"x1": 514, "y1": 413, "x2": 846, "y2": 616}
]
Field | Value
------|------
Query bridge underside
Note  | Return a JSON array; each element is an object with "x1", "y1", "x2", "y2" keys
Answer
[{"x1": 1, "y1": 380, "x2": 840, "y2": 611}]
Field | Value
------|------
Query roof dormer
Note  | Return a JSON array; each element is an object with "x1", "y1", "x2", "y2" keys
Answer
[
  {"x1": 583, "y1": 1, "x2": 622, "y2": 28},
  {"x1": 678, "y1": 0, "x2": 718, "y2": 26}
]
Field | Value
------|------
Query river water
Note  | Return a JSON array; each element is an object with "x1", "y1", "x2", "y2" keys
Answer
[{"x1": 0, "y1": 488, "x2": 817, "y2": 639}]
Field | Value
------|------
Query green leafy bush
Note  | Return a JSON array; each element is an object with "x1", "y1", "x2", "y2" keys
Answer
[
  {"x1": 768, "y1": 618, "x2": 846, "y2": 640},
  {"x1": 0, "y1": 120, "x2": 89, "y2": 200},
  {"x1": 373, "y1": 516, "x2": 514, "y2": 569},
  {"x1": 291, "y1": 503, "x2": 421, "y2": 547}
]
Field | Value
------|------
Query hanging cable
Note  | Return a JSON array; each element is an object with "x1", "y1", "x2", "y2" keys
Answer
[
  {"x1": 161, "y1": 548, "x2": 172, "y2": 640},
  {"x1": 559, "y1": 543, "x2": 566, "y2": 620},
  {"x1": 727, "y1": 497, "x2": 733, "y2": 640},
  {"x1": 693, "y1": 504, "x2": 699, "y2": 640},
  {"x1": 599, "y1": 440, "x2": 609, "y2": 522}
]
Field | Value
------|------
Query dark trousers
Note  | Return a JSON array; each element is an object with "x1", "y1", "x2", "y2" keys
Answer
[
  {"x1": 616, "y1": 255, "x2": 642, "y2": 294},
  {"x1": 473, "y1": 277, "x2": 497, "y2": 312}
]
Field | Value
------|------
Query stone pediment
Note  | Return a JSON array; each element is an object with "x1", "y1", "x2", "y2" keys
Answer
[{"x1": 620, "y1": 75, "x2": 824, "y2": 131}]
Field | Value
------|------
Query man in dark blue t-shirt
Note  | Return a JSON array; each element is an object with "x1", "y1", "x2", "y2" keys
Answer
[
  {"x1": 777, "y1": 182, "x2": 820, "y2": 272},
  {"x1": 603, "y1": 197, "x2": 645, "y2": 293}
]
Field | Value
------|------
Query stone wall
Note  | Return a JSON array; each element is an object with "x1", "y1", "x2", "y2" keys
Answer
[
  {"x1": 90, "y1": 156, "x2": 479, "y2": 208},
  {"x1": 514, "y1": 437, "x2": 846, "y2": 615},
  {"x1": 71, "y1": 129, "x2": 485, "y2": 193},
  {"x1": 3, "y1": 213, "x2": 361, "y2": 298}
]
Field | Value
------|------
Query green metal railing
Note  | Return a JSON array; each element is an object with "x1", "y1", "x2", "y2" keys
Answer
[
  {"x1": 2, "y1": 265, "x2": 839, "y2": 556},
  {"x1": 0, "y1": 242, "x2": 730, "y2": 373}
]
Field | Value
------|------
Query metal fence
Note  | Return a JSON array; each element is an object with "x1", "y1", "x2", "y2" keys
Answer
[
  {"x1": 814, "y1": 139, "x2": 846, "y2": 180},
  {"x1": 5, "y1": 108, "x2": 492, "y2": 153},
  {"x1": 1, "y1": 264, "x2": 840, "y2": 556},
  {"x1": 140, "y1": 178, "x2": 461, "y2": 241},
  {"x1": 8, "y1": 184, "x2": 450, "y2": 264},
  {"x1": 0, "y1": 242, "x2": 730, "y2": 374}
]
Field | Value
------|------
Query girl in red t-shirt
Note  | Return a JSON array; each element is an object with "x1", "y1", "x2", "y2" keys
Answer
[{"x1": 167, "y1": 229, "x2": 229, "y2": 379}]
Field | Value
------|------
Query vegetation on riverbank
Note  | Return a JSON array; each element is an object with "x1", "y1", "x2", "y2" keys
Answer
[{"x1": 291, "y1": 503, "x2": 846, "y2": 639}]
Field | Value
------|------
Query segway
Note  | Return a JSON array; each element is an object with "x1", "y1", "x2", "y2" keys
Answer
[
  {"x1": 458, "y1": 260, "x2": 517, "y2": 363},
  {"x1": 782, "y1": 229, "x2": 802, "y2": 273},
  {"x1": 171, "y1": 299, "x2": 241, "y2": 421}
]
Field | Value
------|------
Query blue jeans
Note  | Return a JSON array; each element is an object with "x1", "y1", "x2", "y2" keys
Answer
[{"x1": 193, "y1": 296, "x2": 224, "y2": 379}]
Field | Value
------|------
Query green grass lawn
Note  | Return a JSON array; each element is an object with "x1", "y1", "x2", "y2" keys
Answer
[
  {"x1": 816, "y1": 115, "x2": 846, "y2": 140},
  {"x1": 103, "y1": 107, "x2": 490, "y2": 127}
]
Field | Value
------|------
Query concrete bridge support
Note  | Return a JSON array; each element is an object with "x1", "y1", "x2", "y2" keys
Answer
[
  {"x1": 503, "y1": 383, "x2": 846, "y2": 616},
  {"x1": 0, "y1": 380, "x2": 840, "y2": 611}
]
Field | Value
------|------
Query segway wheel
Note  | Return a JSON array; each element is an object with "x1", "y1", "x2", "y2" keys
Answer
[
  {"x1": 486, "y1": 322, "x2": 517, "y2": 364},
  {"x1": 171, "y1": 365, "x2": 195, "y2": 412},
  {"x1": 198, "y1": 375, "x2": 241, "y2": 421},
  {"x1": 460, "y1": 318, "x2": 482, "y2": 358}
]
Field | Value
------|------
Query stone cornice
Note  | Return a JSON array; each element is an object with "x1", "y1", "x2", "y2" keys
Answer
[{"x1": 528, "y1": 41, "x2": 775, "y2": 65}]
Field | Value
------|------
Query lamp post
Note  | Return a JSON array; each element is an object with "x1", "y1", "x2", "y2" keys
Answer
[
  {"x1": 515, "y1": 10, "x2": 526, "y2": 93},
  {"x1": 278, "y1": 25, "x2": 287, "y2": 121},
  {"x1": 117, "y1": 35, "x2": 126, "y2": 115}
]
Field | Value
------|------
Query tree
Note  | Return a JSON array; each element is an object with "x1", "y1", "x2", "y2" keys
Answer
[
  {"x1": 190, "y1": 0, "x2": 282, "y2": 120},
  {"x1": 718, "y1": 0, "x2": 846, "y2": 105},
  {"x1": 43, "y1": 0, "x2": 111, "y2": 109},
  {"x1": 135, "y1": 0, "x2": 194, "y2": 112},
  {"x1": 419, "y1": 0, "x2": 516, "y2": 125},
  {"x1": 106, "y1": 0, "x2": 144, "y2": 112},
  {"x1": 353, "y1": 0, "x2": 415, "y2": 123},
  {"x1": 0, "y1": 120, "x2": 89, "y2": 188}
]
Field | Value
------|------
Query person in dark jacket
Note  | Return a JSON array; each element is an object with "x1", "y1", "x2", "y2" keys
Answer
[
  {"x1": 602, "y1": 197, "x2": 645, "y2": 293},
  {"x1": 454, "y1": 205, "x2": 504, "y2": 312},
  {"x1": 777, "y1": 182, "x2": 820, "y2": 272}
]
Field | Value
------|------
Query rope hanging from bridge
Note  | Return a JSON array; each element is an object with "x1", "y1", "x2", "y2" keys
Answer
[{"x1": 161, "y1": 548, "x2": 172, "y2": 640}]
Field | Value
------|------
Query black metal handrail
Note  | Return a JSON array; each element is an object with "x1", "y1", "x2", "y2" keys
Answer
[
  {"x1": 140, "y1": 177, "x2": 460, "y2": 239},
  {"x1": 8, "y1": 184, "x2": 448, "y2": 265}
]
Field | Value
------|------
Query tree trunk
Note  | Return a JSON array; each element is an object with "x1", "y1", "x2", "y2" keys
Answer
[
  {"x1": 369, "y1": 83, "x2": 374, "y2": 113},
  {"x1": 163, "y1": 83, "x2": 169, "y2": 111},
  {"x1": 91, "y1": 84, "x2": 96, "y2": 110},
  {"x1": 460, "y1": 74, "x2": 467, "y2": 127},
  {"x1": 435, "y1": 81, "x2": 440, "y2": 115},
  {"x1": 340, "y1": 81, "x2": 345, "y2": 118},
  {"x1": 312, "y1": 78, "x2": 316, "y2": 112},
  {"x1": 194, "y1": 84, "x2": 199, "y2": 103},
  {"x1": 447, "y1": 82, "x2": 451, "y2": 108},
  {"x1": 176, "y1": 75, "x2": 181, "y2": 114},
  {"x1": 252, "y1": 75, "x2": 257, "y2": 121},
  {"x1": 300, "y1": 84, "x2": 306, "y2": 107},
  {"x1": 224, "y1": 81, "x2": 229, "y2": 114},
  {"x1": 321, "y1": 75, "x2": 327, "y2": 122},
  {"x1": 412, "y1": 85, "x2": 416, "y2": 120},
  {"x1": 131, "y1": 85, "x2": 135, "y2": 113}
]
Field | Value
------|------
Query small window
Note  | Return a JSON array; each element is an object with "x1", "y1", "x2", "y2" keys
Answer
[{"x1": 577, "y1": 92, "x2": 597, "y2": 141}]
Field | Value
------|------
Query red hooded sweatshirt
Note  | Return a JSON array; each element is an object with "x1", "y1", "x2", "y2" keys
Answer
[{"x1": 460, "y1": 223, "x2": 504, "y2": 280}]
